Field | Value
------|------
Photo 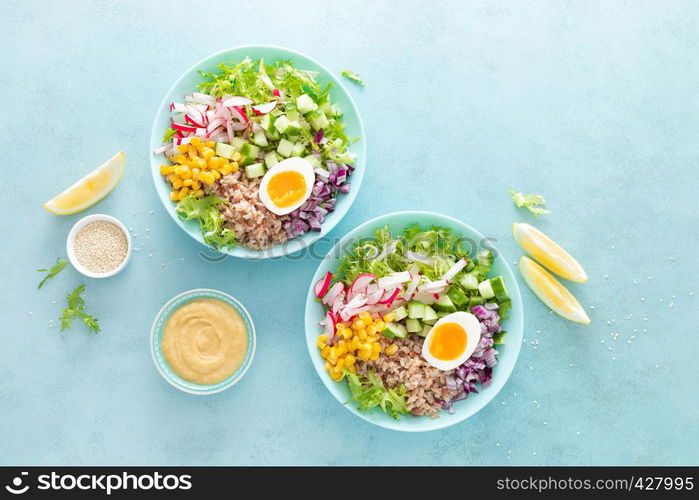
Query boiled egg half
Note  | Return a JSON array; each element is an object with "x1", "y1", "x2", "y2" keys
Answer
[
  {"x1": 258, "y1": 157, "x2": 315, "y2": 215},
  {"x1": 421, "y1": 311, "x2": 482, "y2": 371}
]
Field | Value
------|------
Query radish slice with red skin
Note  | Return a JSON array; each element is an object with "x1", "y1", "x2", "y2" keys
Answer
[
  {"x1": 322, "y1": 282, "x2": 345, "y2": 306},
  {"x1": 231, "y1": 106, "x2": 249, "y2": 124},
  {"x1": 251, "y1": 102, "x2": 277, "y2": 115},
  {"x1": 189, "y1": 92, "x2": 216, "y2": 105},
  {"x1": 377, "y1": 271, "x2": 412, "y2": 289},
  {"x1": 365, "y1": 289, "x2": 384, "y2": 305},
  {"x1": 171, "y1": 122, "x2": 197, "y2": 133},
  {"x1": 222, "y1": 96, "x2": 253, "y2": 107},
  {"x1": 403, "y1": 273, "x2": 421, "y2": 299},
  {"x1": 184, "y1": 114, "x2": 205, "y2": 128},
  {"x1": 273, "y1": 89, "x2": 281, "y2": 97},
  {"x1": 443, "y1": 258, "x2": 468, "y2": 281},
  {"x1": 347, "y1": 273, "x2": 376, "y2": 300},
  {"x1": 420, "y1": 279, "x2": 449, "y2": 294},
  {"x1": 153, "y1": 144, "x2": 170, "y2": 155},
  {"x1": 378, "y1": 287, "x2": 401, "y2": 304},
  {"x1": 323, "y1": 311, "x2": 336, "y2": 343},
  {"x1": 344, "y1": 294, "x2": 368, "y2": 310},
  {"x1": 331, "y1": 294, "x2": 345, "y2": 315},
  {"x1": 314, "y1": 271, "x2": 333, "y2": 298},
  {"x1": 413, "y1": 291, "x2": 438, "y2": 304}
]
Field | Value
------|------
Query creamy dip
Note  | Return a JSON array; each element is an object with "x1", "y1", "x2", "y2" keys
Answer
[{"x1": 162, "y1": 298, "x2": 248, "y2": 384}]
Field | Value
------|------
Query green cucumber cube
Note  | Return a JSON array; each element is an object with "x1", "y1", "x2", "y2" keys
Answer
[
  {"x1": 259, "y1": 114, "x2": 272, "y2": 130},
  {"x1": 290, "y1": 142, "x2": 306, "y2": 157},
  {"x1": 406, "y1": 318, "x2": 422, "y2": 333},
  {"x1": 477, "y1": 250, "x2": 494, "y2": 267},
  {"x1": 230, "y1": 137, "x2": 246, "y2": 149},
  {"x1": 273, "y1": 115, "x2": 290, "y2": 134},
  {"x1": 392, "y1": 306, "x2": 408, "y2": 322},
  {"x1": 264, "y1": 151, "x2": 279, "y2": 169},
  {"x1": 419, "y1": 323, "x2": 432, "y2": 337},
  {"x1": 304, "y1": 154, "x2": 321, "y2": 169},
  {"x1": 383, "y1": 322, "x2": 407, "y2": 339},
  {"x1": 407, "y1": 301, "x2": 426, "y2": 319},
  {"x1": 238, "y1": 142, "x2": 260, "y2": 166},
  {"x1": 244, "y1": 163, "x2": 266, "y2": 178},
  {"x1": 478, "y1": 279, "x2": 495, "y2": 299},
  {"x1": 460, "y1": 273, "x2": 479, "y2": 290},
  {"x1": 277, "y1": 138, "x2": 295, "y2": 157},
  {"x1": 308, "y1": 110, "x2": 330, "y2": 130},
  {"x1": 214, "y1": 142, "x2": 237, "y2": 159},
  {"x1": 434, "y1": 295, "x2": 457, "y2": 313},
  {"x1": 422, "y1": 305, "x2": 438, "y2": 324},
  {"x1": 447, "y1": 286, "x2": 468, "y2": 306},
  {"x1": 489, "y1": 276, "x2": 510, "y2": 302},
  {"x1": 253, "y1": 130, "x2": 268, "y2": 147},
  {"x1": 296, "y1": 94, "x2": 318, "y2": 114}
]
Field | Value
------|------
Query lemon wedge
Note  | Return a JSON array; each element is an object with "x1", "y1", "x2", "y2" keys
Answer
[
  {"x1": 513, "y1": 223, "x2": 587, "y2": 283},
  {"x1": 519, "y1": 256, "x2": 590, "y2": 324},
  {"x1": 43, "y1": 152, "x2": 125, "y2": 215}
]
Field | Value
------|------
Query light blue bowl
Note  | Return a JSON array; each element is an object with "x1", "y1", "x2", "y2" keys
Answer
[
  {"x1": 150, "y1": 289, "x2": 256, "y2": 395},
  {"x1": 149, "y1": 45, "x2": 366, "y2": 259},
  {"x1": 304, "y1": 211, "x2": 524, "y2": 431}
]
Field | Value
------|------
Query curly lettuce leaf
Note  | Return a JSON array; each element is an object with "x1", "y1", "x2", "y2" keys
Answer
[
  {"x1": 508, "y1": 190, "x2": 550, "y2": 215},
  {"x1": 341, "y1": 70, "x2": 365, "y2": 86},
  {"x1": 345, "y1": 371, "x2": 407, "y2": 419},
  {"x1": 176, "y1": 195, "x2": 236, "y2": 250}
]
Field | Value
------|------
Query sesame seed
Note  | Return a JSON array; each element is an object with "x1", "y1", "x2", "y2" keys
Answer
[
  {"x1": 590, "y1": 305, "x2": 595, "y2": 310},
  {"x1": 532, "y1": 451, "x2": 537, "y2": 456},
  {"x1": 160, "y1": 262, "x2": 166, "y2": 267},
  {"x1": 543, "y1": 421, "x2": 548, "y2": 426},
  {"x1": 670, "y1": 256, "x2": 675, "y2": 261},
  {"x1": 600, "y1": 339, "x2": 605, "y2": 344},
  {"x1": 495, "y1": 442, "x2": 500, "y2": 447},
  {"x1": 608, "y1": 346, "x2": 613, "y2": 351},
  {"x1": 647, "y1": 276, "x2": 652, "y2": 280},
  {"x1": 633, "y1": 280, "x2": 638, "y2": 285},
  {"x1": 569, "y1": 362, "x2": 574, "y2": 367},
  {"x1": 148, "y1": 253, "x2": 153, "y2": 258},
  {"x1": 146, "y1": 228, "x2": 150, "y2": 232},
  {"x1": 654, "y1": 364, "x2": 659, "y2": 369},
  {"x1": 51, "y1": 300, "x2": 56, "y2": 305},
  {"x1": 690, "y1": 291, "x2": 695, "y2": 296},
  {"x1": 28, "y1": 312, "x2": 33, "y2": 317},
  {"x1": 576, "y1": 431, "x2": 581, "y2": 436},
  {"x1": 668, "y1": 302, "x2": 674, "y2": 308},
  {"x1": 529, "y1": 365, "x2": 534, "y2": 370},
  {"x1": 611, "y1": 245, "x2": 615, "y2": 250},
  {"x1": 604, "y1": 274, "x2": 608, "y2": 279},
  {"x1": 73, "y1": 221, "x2": 128, "y2": 274},
  {"x1": 640, "y1": 297, "x2": 645, "y2": 302},
  {"x1": 612, "y1": 356, "x2": 616, "y2": 360},
  {"x1": 150, "y1": 209, "x2": 154, "y2": 215}
]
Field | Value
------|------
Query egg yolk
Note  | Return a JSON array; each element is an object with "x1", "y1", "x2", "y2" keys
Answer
[
  {"x1": 429, "y1": 322, "x2": 467, "y2": 361},
  {"x1": 267, "y1": 170, "x2": 307, "y2": 208}
]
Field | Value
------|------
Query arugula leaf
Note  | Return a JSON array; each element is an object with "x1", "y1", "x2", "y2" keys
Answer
[
  {"x1": 176, "y1": 195, "x2": 237, "y2": 250},
  {"x1": 508, "y1": 190, "x2": 550, "y2": 215},
  {"x1": 59, "y1": 284, "x2": 101, "y2": 334},
  {"x1": 162, "y1": 127, "x2": 176, "y2": 143},
  {"x1": 341, "y1": 70, "x2": 365, "y2": 86},
  {"x1": 345, "y1": 371, "x2": 408, "y2": 419},
  {"x1": 37, "y1": 258, "x2": 68, "y2": 289}
]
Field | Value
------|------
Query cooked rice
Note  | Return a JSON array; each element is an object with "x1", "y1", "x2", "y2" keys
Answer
[
  {"x1": 357, "y1": 335, "x2": 459, "y2": 417},
  {"x1": 211, "y1": 171, "x2": 289, "y2": 250}
]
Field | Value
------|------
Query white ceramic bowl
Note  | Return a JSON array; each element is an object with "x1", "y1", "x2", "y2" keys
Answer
[{"x1": 66, "y1": 214, "x2": 132, "y2": 278}]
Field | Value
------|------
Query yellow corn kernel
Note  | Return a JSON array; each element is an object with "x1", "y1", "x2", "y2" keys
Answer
[
  {"x1": 350, "y1": 337, "x2": 360, "y2": 351},
  {"x1": 160, "y1": 164, "x2": 175, "y2": 176},
  {"x1": 219, "y1": 165, "x2": 233, "y2": 175},
  {"x1": 211, "y1": 169, "x2": 221, "y2": 180},
  {"x1": 316, "y1": 341, "x2": 326, "y2": 350},
  {"x1": 321, "y1": 346, "x2": 331, "y2": 359},
  {"x1": 366, "y1": 324, "x2": 377, "y2": 335},
  {"x1": 359, "y1": 311, "x2": 371, "y2": 322},
  {"x1": 369, "y1": 350, "x2": 380, "y2": 361},
  {"x1": 330, "y1": 370, "x2": 343, "y2": 381},
  {"x1": 177, "y1": 144, "x2": 188, "y2": 153},
  {"x1": 201, "y1": 148, "x2": 214, "y2": 160},
  {"x1": 335, "y1": 322, "x2": 346, "y2": 330},
  {"x1": 357, "y1": 329, "x2": 368, "y2": 341},
  {"x1": 193, "y1": 189, "x2": 204, "y2": 198},
  {"x1": 357, "y1": 350, "x2": 370, "y2": 361},
  {"x1": 191, "y1": 180, "x2": 201, "y2": 190},
  {"x1": 230, "y1": 162, "x2": 239, "y2": 172},
  {"x1": 195, "y1": 158, "x2": 207, "y2": 170},
  {"x1": 383, "y1": 313, "x2": 396, "y2": 323},
  {"x1": 170, "y1": 176, "x2": 183, "y2": 189},
  {"x1": 177, "y1": 187, "x2": 190, "y2": 200},
  {"x1": 385, "y1": 344, "x2": 398, "y2": 356},
  {"x1": 175, "y1": 165, "x2": 190, "y2": 178},
  {"x1": 174, "y1": 154, "x2": 186, "y2": 163},
  {"x1": 374, "y1": 320, "x2": 386, "y2": 332},
  {"x1": 337, "y1": 339, "x2": 347, "y2": 350},
  {"x1": 336, "y1": 357, "x2": 345, "y2": 371},
  {"x1": 208, "y1": 157, "x2": 221, "y2": 170},
  {"x1": 170, "y1": 190, "x2": 178, "y2": 201},
  {"x1": 324, "y1": 361, "x2": 333, "y2": 372},
  {"x1": 335, "y1": 345, "x2": 347, "y2": 357},
  {"x1": 191, "y1": 168, "x2": 200, "y2": 180},
  {"x1": 205, "y1": 141, "x2": 215, "y2": 148},
  {"x1": 341, "y1": 328, "x2": 353, "y2": 340},
  {"x1": 328, "y1": 347, "x2": 337, "y2": 360},
  {"x1": 190, "y1": 137, "x2": 201, "y2": 146},
  {"x1": 199, "y1": 172, "x2": 215, "y2": 185},
  {"x1": 352, "y1": 319, "x2": 365, "y2": 330},
  {"x1": 318, "y1": 334, "x2": 327, "y2": 343},
  {"x1": 344, "y1": 354, "x2": 356, "y2": 366},
  {"x1": 372, "y1": 343, "x2": 382, "y2": 354},
  {"x1": 187, "y1": 145, "x2": 198, "y2": 158},
  {"x1": 347, "y1": 364, "x2": 357, "y2": 374},
  {"x1": 232, "y1": 152, "x2": 242, "y2": 162},
  {"x1": 182, "y1": 178, "x2": 193, "y2": 187}
]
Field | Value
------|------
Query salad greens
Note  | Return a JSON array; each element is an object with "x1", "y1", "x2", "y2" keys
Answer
[
  {"x1": 36, "y1": 258, "x2": 68, "y2": 289},
  {"x1": 59, "y1": 284, "x2": 101, "y2": 334},
  {"x1": 345, "y1": 371, "x2": 408, "y2": 419},
  {"x1": 176, "y1": 195, "x2": 236, "y2": 250},
  {"x1": 341, "y1": 70, "x2": 365, "y2": 86},
  {"x1": 508, "y1": 190, "x2": 550, "y2": 215}
]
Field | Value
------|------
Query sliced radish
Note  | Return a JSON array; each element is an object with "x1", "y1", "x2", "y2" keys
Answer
[
  {"x1": 171, "y1": 122, "x2": 196, "y2": 133},
  {"x1": 378, "y1": 287, "x2": 400, "y2": 304},
  {"x1": 403, "y1": 273, "x2": 421, "y2": 299},
  {"x1": 443, "y1": 257, "x2": 468, "y2": 281},
  {"x1": 322, "y1": 282, "x2": 345, "y2": 306},
  {"x1": 251, "y1": 101, "x2": 277, "y2": 115},
  {"x1": 153, "y1": 144, "x2": 170, "y2": 155},
  {"x1": 347, "y1": 273, "x2": 376, "y2": 300},
  {"x1": 272, "y1": 89, "x2": 281, "y2": 97},
  {"x1": 231, "y1": 106, "x2": 249, "y2": 124},
  {"x1": 314, "y1": 272, "x2": 333, "y2": 298},
  {"x1": 420, "y1": 279, "x2": 449, "y2": 294},
  {"x1": 189, "y1": 92, "x2": 216, "y2": 105},
  {"x1": 331, "y1": 294, "x2": 345, "y2": 315},
  {"x1": 413, "y1": 291, "x2": 437, "y2": 304},
  {"x1": 323, "y1": 311, "x2": 336, "y2": 343},
  {"x1": 365, "y1": 289, "x2": 384, "y2": 305},
  {"x1": 377, "y1": 271, "x2": 412, "y2": 289},
  {"x1": 222, "y1": 96, "x2": 253, "y2": 107}
]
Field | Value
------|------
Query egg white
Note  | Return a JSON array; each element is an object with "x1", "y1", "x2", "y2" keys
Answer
[
  {"x1": 421, "y1": 311, "x2": 482, "y2": 371},
  {"x1": 258, "y1": 157, "x2": 315, "y2": 216}
]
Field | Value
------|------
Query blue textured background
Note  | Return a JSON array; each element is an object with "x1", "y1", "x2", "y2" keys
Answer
[{"x1": 2, "y1": 0, "x2": 698, "y2": 465}]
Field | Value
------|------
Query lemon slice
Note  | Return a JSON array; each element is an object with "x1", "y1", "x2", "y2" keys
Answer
[
  {"x1": 519, "y1": 256, "x2": 590, "y2": 324},
  {"x1": 513, "y1": 223, "x2": 587, "y2": 283},
  {"x1": 43, "y1": 152, "x2": 125, "y2": 215}
]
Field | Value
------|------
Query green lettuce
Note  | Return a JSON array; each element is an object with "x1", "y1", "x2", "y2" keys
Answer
[
  {"x1": 345, "y1": 371, "x2": 408, "y2": 419},
  {"x1": 176, "y1": 195, "x2": 236, "y2": 250},
  {"x1": 341, "y1": 70, "x2": 365, "y2": 86},
  {"x1": 508, "y1": 190, "x2": 550, "y2": 215}
]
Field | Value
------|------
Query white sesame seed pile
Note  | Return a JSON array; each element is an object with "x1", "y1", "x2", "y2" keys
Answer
[{"x1": 74, "y1": 221, "x2": 128, "y2": 274}]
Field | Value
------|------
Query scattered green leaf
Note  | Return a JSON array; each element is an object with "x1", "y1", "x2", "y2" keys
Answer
[
  {"x1": 162, "y1": 127, "x2": 176, "y2": 143},
  {"x1": 341, "y1": 70, "x2": 365, "y2": 86},
  {"x1": 345, "y1": 370, "x2": 408, "y2": 419},
  {"x1": 36, "y1": 258, "x2": 68, "y2": 289},
  {"x1": 508, "y1": 190, "x2": 550, "y2": 215},
  {"x1": 59, "y1": 284, "x2": 101, "y2": 334},
  {"x1": 176, "y1": 195, "x2": 237, "y2": 250}
]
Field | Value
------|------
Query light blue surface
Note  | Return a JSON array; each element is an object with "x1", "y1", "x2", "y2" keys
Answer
[
  {"x1": 2, "y1": 0, "x2": 698, "y2": 465},
  {"x1": 304, "y1": 211, "x2": 524, "y2": 432},
  {"x1": 149, "y1": 45, "x2": 366, "y2": 259}
]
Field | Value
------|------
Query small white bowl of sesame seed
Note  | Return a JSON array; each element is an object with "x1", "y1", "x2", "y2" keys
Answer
[{"x1": 67, "y1": 214, "x2": 132, "y2": 278}]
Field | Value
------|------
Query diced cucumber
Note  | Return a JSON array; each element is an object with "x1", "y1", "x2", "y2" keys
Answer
[
  {"x1": 436, "y1": 311, "x2": 450, "y2": 318},
  {"x1": 265, "y1": 127, "x2": 280, "y2": 141},
  {"x1": 434, "y1": 295, "x2": 457, "y2": 313},
  {"x1": 230, "y1": 137, "x2": 246, "y2": 149},
  {"x1": 477, "y1": 249, "x2": 494, "y2": 267},
  {"x1": 215, "y1": 142, "x2": 237, "y2": 159},
  {"x1": 493, "y1": 331, "x2": 506, "y2": 345},
  {"x1": 264, "y1": 151, "x2": 279, "y2": 169},
  {"x1": 422, "y1": 305, "x2": 438, "y2": 324},
  {"x1": 478, "y1": 279, "x2": 495, "y2": 299},
  {"x1": 392, "y1": 305, "x2": 408, "y2": 322},
  {"x1": 273, "y1": 115, "x2": 290, "y2": 134},
  {"x1": 407, "y1": 301, "x2": 426, "y2": 319},
  {"x1": 244, "y1": 163, "x2": 266, "y2": 178},
  {"x1": 295, "y1": 94, "x2": 318, "y2": 114},
  {"x1": 489, "y1": 276, "x2": 510, "y2": 302},
  {"x1": 406, "y1": 318, "x2": 422, "y2": 333},
  {"x1": 383, "y1": 322, "x2": 407, "y2": 339},
  {"x1": 277, "y1": 138, "x2": 294, "y2": 157},
  {"x1": 290, "y1": 142, "x2": 306, "y2": 157},
  {"x1": 283, "y1": 120, "x2": 302, "y2": 136},
  {"x1": 469, "y1": 296, "x2": 484, "y2": 307},
  {"x1": 460, "y1": 273, "x2": 479, "y2": 290},
  {"x1": 447, "y1": 286, "x2": 468, "y2": 306},
  {"x1": 308, "y1": 109, "x2": 330, "y2": 130},
  {"x1": 238, "y1": 142, "x2": 260, "y2": 166},
  {"x1": 259, "y1": 114, "x2": 272, "y2": 130},
  {"x1": 419, "y1": 323, "x2": 432, "y2": 337},
  {"x1": 286, "y1": 110, "x2": 300, "y2": 122},
  {"x1": 252, "y1": 130, "x2": 268, "y2": 147},
  {"x1": 304, "y1": 154, "x2": 321, "y2": 169}
]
